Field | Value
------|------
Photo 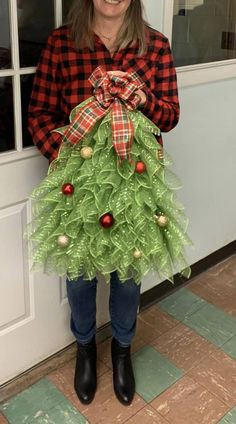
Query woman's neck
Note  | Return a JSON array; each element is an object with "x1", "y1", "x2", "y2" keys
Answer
[{"x1": 92, "y1": 15, "x2": 124, "y2": 40}]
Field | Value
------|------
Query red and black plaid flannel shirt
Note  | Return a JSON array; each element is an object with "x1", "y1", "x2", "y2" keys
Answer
[{"x1": 28, "y1": 25, "x2": 180, "y2": 163}]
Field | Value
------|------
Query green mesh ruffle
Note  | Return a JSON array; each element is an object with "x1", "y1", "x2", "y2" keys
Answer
[{"x1": 24, "y1": 98, "x2": 194, "y2": 285}]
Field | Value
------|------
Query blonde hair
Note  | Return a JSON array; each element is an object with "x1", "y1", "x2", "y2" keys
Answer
[{"x1": 66, "y1": 0, "x2": 149, "y2": 56}]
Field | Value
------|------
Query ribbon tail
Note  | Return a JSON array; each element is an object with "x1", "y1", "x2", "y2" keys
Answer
[
  {"x1": 63, "y1": 98, "x2": 108, "y2": 146},
  {"x1": 111, "y1": 99, "x2": 134, "y2": 164}
]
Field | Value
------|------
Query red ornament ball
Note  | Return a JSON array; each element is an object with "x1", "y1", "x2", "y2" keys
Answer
[
  {"x1": 62, "y1": 183, "x2": 74, "y2": 196},
  {"x1": 135, "y1": 161, "x2": 146, "y2": 173},
  {"x1": 99, "y1": 213, "x2": 115, "y2": 229}
]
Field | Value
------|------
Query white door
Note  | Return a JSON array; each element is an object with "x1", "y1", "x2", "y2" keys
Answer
[{"x1": 0, "y1": 0, "x2": 112, "y2": 385}]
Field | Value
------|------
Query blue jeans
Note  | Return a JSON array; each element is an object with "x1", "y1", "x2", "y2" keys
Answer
[{"x1": 66, "y1": 270, "x2": 141, "y2": 347}]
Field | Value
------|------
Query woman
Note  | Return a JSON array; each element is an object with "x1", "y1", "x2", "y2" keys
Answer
[{"x1": 28, "y1": 0, "x2": 180, "y2": 407}]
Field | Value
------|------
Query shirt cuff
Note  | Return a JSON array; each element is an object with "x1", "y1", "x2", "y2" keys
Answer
[{"x1": 137, "y1": 87, "x2": 159, "y2": 118}]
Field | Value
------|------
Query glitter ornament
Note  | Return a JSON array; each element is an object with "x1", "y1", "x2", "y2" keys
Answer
[
  {"x1": 80, "y1": 146, "x2": 94, "y2": 159},
  {"x1": 62, "y1": 183, "x2": 74, "y2": 196},
  {"x1": 157, "y1": 150, "x2": 164, "y2": 160},
  {"x1": 135, "y1": 161, "x2": 146, "y2": 173},
  {"x1": 155, "y1": 215, "x2": 168, "y2": 227},
  {"x1": 133, "y1": 249, "x2": 142, "y2": 259},
  {"x1": 57, "y1": 234, "x2": 70, "y2": 247},
  {"x1": 99, "y1": 213, "x2": 115, "y2": 228}
]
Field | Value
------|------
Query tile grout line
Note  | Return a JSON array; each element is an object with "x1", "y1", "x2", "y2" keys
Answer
[
  {"x1": 184, "y1": 371, "x2": 236, "y2": 411},
  {"x1": 157, "y1": 289, "x2": 236, "y2": 346},
  {"x1": 185, "y1": 285, "x2": 236, "y2": 322}
]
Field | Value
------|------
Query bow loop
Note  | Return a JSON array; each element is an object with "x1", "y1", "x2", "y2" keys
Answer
[
  {"x1": 108, "y1": 83, "x2": 122, "y2": 97},
  {"x1": 62, "y1": 66, "x2": 145, "y2": 164}
]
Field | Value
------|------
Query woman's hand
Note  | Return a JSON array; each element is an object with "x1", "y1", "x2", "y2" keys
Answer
[
  {"x1": 107, "y1": 71, "x2": 147, "y2": 106},
  {"x1": 107, "y1": 70, "x2": 128, "y2": 78},
  {"x1": 134, "y1": 89, "x2": 146, "y2": 107}
]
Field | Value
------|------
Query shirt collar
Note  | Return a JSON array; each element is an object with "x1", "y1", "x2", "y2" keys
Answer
[{"x1": 91, "y1": 31, "x2": 103, "y2": 45}]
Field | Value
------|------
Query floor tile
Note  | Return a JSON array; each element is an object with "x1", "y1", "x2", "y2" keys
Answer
[
  {"x1": 156, "y1": 288, "x2": 207, "y2": 321},
  {"x1": 183, "y1": 302, "x2": 236, "y2": 347},
  {"x1": 136, "y1": 306, "x2": 179, "y2": 344},
  {"x1": 48, "y1": 358, "x2": 108, "y2": 412},
  {"x1": 0, "y1": 412, "x2": 9, "y2": 424},
  {"x1": 150, "y1": 375, "x2": 229, "y2": 424},
  {"x1": 124, "y1": 405, "x2": 169, "y2": 424},
  {"x1": 218, "y1": 298, "x2": 236, "y2": 319},
  {"x1": 151, "y1": 322, "x2": 219, "y2": 372},
  {"x1": 201, "y1": 254, "x2": 236, "y2": 278},
  {"x1": 225, "y1": 254, "x2": 236, "y2": 277},
  {"x1": 96, "y1": 336, "x2": 112, "y2": 369},
  {"x1": 131, "y1": 345, "x2": 184, "y2": 403},
  {"x1": 221, "y1": 335, "x2": 236, "y2": 359},
  {"x1": 0, "y1": 378, "x2": 87, "y2": 424},
  {"x1": 49, "y1": 365, "x2": 146, "y2": 424},
  {"x1": 187, "y1": 349, "x2": 236, "y2": 408},
  {"x1": 29, "y1": 400, "x2": 88, "y2": 423},
  {"x1": 217, "y1": 406, "x2": 236, "y2": 424},
  {"x1": 187, "y1": 271, "x2": 236, "y2": 318},
  {"x1": 80, "y1": 370, "x2": 146, "y2": 424},
  {"x1": 187, "y1": 270, "x2": 236, "y2": 298}
]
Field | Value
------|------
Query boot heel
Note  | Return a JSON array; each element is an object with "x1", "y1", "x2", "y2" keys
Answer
[{"x1": 74, "y1": 334, "x2": 97, "y2": 404}]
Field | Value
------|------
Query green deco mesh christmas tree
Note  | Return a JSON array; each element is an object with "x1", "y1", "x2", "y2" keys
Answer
[{"x1": 24, "y1": 67, "x2": 194, "y2": 285}]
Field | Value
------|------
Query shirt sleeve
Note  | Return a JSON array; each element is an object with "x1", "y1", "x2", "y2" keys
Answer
[
  {"x1": 139, "y1": 37, "x2": 180, "y2": 132},
  {"x1": 28, "y1": 31, "x2": 66, "y2": 163}
]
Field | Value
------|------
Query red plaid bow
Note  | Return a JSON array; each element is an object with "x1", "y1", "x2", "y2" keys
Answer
[{"x1": 62, "y1": 66, "x2": 145, "y2": 165}]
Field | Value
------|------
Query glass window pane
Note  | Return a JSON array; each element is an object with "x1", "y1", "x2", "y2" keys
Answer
[
  {"x1": 21, "y1": 74, "x2": 34, "y2": 148},
  {"x1": 63, "y1": 0, "x2": 74, "y2": 22},
  {"x1": 172, "y1": 0, "x2": 236, "y2": 67},
  {"x1": 0, "y1": 0, "x2": 11, "y2": 69},
  {"x1": 17, "y1": 0, "x2": 54, "y2": 68},
  {"x1": 0, "y1": 77, "x2": 15, "y2": 153}
]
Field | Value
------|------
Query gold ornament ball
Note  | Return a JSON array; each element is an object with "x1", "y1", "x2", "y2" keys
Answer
[
  {"x1": 80, "y1": 146, "x2": 94, "y2": 159},
  {"x1": 133, "y1": 249, "x2": 142, "y2": 259},
  {"x1": 155, "y1": 215, "x2": 168, "y2": 227},
  {"x1": 57, "y1": 234, "x2": 70, "y2": 247},
  {"x1": 157, "y1": 150, "x2": 164, "y2": 160}
]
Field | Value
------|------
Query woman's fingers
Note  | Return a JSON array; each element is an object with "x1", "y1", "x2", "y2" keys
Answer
[
  {"x1": 107, "y1": 70, "x2": 128, "y2": 77},
  {"x1": 106, "y1": 71, "x2": 146, "y2": 105}
]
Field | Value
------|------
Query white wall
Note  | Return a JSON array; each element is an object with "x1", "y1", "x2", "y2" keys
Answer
[
  {"x1": 142, "y1": 1, "x2": 236, "y2": 291},
  {"x1": 166, "y1": 77, "x2": 236, "y2": 260}
]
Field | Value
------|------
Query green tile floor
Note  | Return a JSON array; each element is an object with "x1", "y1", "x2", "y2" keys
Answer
[
  {"x1": 131, "y1": 345, "x2": 184, "y2": 402},
  {"x1": 218, "y1": 407, "x2": 236, "y2": 424},
  {"x1": 157, "y1": 287, "x2": 207, "y2": 321},
  {"x1": 0, "y1": 378, "x2": 88, "y2": 424},
  {"x1": 157, "y1": 288, "x2": 236, "y2": 351},
  {"x1": 1, "y1": 286, "x2": 236, "y2": 424}
]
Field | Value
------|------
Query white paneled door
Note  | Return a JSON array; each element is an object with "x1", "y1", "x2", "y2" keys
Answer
[
  {"x1": 0, "y1": 0, "x2": 111, "y2": 386},
  {"x1": 0, "y1": 154, "x2": 78, "y2": 387},
  {"x1": 0, "y1": 0, "x2": 81, "y2": 385}
]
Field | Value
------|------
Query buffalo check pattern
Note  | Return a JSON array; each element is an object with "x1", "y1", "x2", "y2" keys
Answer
[{"x1": 28, "y1": 25, "x2": 180, "y2": 163}]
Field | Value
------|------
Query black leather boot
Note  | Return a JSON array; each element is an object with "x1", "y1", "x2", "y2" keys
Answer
[
  {"x1": 111, "y1": 336, "x2": 135, "y2": 405},
  {"x1": 74, "y1": 334, "x2": 97, "y2": 404}
]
